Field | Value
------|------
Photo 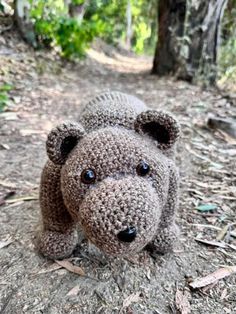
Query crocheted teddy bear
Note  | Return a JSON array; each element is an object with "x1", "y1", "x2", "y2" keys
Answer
[{"x1": 37, "y1": 91, "x2": 180, "y2": 259}]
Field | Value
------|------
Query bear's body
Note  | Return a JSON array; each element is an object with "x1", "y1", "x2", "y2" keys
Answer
[{"x1": 38, "y1": 92, "x2": 180, "y2": 259}]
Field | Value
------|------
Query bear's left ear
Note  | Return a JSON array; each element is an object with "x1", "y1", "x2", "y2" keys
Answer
[
  {"x1": 134, "y1": 110, "x2": 180, "y2": 150},
  {"x1": 46, "y1": 122, "x2": 85, "y2": 165}
]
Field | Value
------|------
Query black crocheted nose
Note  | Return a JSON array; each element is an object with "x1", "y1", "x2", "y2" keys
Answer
[{"x1": 117, "y1": 227, "x2": 137, "y2": 243}]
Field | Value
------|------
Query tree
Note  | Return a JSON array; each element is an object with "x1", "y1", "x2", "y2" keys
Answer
[
  {"x1": 14, "y1": 0, "x2": 37, "y2": 47},
  {"x1": 152, "y1": 0, "x2": 228, "y2": 85},
  {"x1": 125, "y1": 0, "x2": 132, "y2": 50}
]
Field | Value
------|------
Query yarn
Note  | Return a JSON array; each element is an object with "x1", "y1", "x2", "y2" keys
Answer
[{"x1": 37, "y1": 91, "x2": 180, "y2": 259}]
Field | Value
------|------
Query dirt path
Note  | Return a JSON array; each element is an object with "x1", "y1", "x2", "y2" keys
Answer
[{"x1": 0, "y1": 33, "x2": 236, "y2": 314}]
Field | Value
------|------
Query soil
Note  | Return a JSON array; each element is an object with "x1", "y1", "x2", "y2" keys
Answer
[{"x1": 0, "y1": 31, "x2": 236, "y2": 314}]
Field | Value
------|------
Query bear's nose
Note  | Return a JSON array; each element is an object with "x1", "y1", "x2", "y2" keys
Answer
[{"x1": 117, "y1": 227, "x2": 137, "y2": 243}]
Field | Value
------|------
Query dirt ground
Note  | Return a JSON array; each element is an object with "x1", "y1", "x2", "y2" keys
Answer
[{"x1": 0, "y1": 32, "x2": 236, "y2": 314}]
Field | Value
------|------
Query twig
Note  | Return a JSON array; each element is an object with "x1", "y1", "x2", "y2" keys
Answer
[
  {"x1": 190, "y1": 223, "x2": 236, "y2": 238},
  {"x1": 5, "y1": 195, "x2": 38, "y2": 204}
]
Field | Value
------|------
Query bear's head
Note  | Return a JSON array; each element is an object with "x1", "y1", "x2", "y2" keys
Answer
[{"x1": 46, "y1": 110, "x2": 180, "y2": 256}]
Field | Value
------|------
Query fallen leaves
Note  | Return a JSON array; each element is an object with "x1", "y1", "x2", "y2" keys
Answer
[
  {"x1": 189, "y1": 266, "x2": 236, "y2": 289},
  {"x1": 217, "y1": 130, "x2": 236, "y2": 145},
  {"x1": 191, "y1": 223, "x2": 236, "y2": 238},
  {"x1": 207, "y1": 116, "x2": 236, "y2": 135},
  {"x1": 0, "y1": 237, "x2": 14, "y2": 249},
  {"x1": 35, "y1": 262, "x2": 63, "y2": 275},
  {"x1": 55, "y1": 260, "x2": 85, "y2": 276},
  {"x1": 196, "y1": 204, "x2": 217, "y2": 212},
  {"x1": 19, "y1": 129, "x2": 45, "y2": 136},
  {"x1": 0, "y1": 179, "x2": 17, "y2": 188},
  {"x1": 122, "y1": 292, "x2": 141, "y2": 308},
  {"x1": 0, "y1": 190, "x2": 15, "y2": 206},
  {"x1": 5, "y1": 195, "x2": 38, "y2": 204},
  {"x1": 175, "y1": 288, "x2": 191, "y2": 314},
  {"x1": 216, "y1": 224, "x2": 230, "y2": 241},
  {"x1": 67, "y1": 285, "x2": 80, "y2": 296},
  {"x1": 0, "y1": 143, "x2": 10, "y2": 150},
  {"x1": 194, "y1": 222, "x2": 236, "y2": 254},
  {"x1": 195, "y1": 238, "x2": 227, "y2": 248}
]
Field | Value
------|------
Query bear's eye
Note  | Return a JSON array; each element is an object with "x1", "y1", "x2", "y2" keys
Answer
[
  {"x1": 81, "y1": 169, "x2": 96, "y2": 184},
  {"x1": 136, "y1": 161, "x2": 150, "y2": 176}
]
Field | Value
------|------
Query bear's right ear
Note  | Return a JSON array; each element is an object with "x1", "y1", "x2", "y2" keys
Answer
[
  {"x1": 46, "y1": 122, "x2": 85, "y2": 165},
  {"x1": 134, "y1": 110, "x2": 180, "y2": 150}
]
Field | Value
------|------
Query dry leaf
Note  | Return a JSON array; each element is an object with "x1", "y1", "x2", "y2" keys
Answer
[
  {"x1": 207, "y1": 117, "x2": 236, "y2": 139},
  {"x1": 231, "y1": 230, "x2": 236, "y2": 238},
  {"x1": 220, "y1": 288, "x2": 228, "y2": 300},
  {"x1": 0, "y1": 238, "x2": 14, "y2": 249},
  {"x1": 219, "y1": 249, "x2": 236, "y2": 261},
  {"x1": 202, "y1": 281, "x2": 218, "y2": 293},
  {"x1": 216, "y1": 225, "x2": 229, "y2": 241},
  {"x1": 189, "y1": 266, "x2": 236, "y2": 289},
  {"x1": 67, "y1": 285, "x2": 80, "y2": 296},
  {"x1": 227, "y1": 243, "x2": 236, "y2": 251},
  {"x1": 36, "y1": 263, "x2": 63, "y2": 274},
  {"x1": 0, "y1": 179, "x2": 16, "y2": 188},
  {"x1": 20, "y1": 129, "x2": 45, "y2": 136},
  {"x1": 122, "y1": 292, "x2": 140, "y2": 308},
  {"x1": 5, "y1": 195, "x2": 38, "y2": 204},
  {"x1": 195, "y1": 238, "x2": 227, "y2": 248},
  {"x1": 175, "y1": 289, "x2": 191, "y2": 314},
  {"x1": 55, "y1": 260, "x2": 85, "y2": 276},
  {"x1": 0, "y1": 143, "x2": 10, "y2": 150},
  {"x1": 217, "y1": 130, "x2": 236, "y2": 144}
]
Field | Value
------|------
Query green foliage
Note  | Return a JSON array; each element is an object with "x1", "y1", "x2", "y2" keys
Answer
[
  {"x1": 28, "y1": 0, "x2": 157, "y2": 59},
  {"x1": 55, "y1": 17, "x2": 99, "y2": 58},
  {"x1": 218, "y1": 1, "x2": 236, "y2": 88},
  {"x1": 219, "y1": 38, "x2": 236, "y2": 80},
  {"x1": 84, "y1": 0, "x2": 127, "y2": 44},
  {"x1": 84, "y1": 0, "x2": 157, "y2": 54},
  {"x1": 130, "y1": 0, "x2": 157, "y2": 54},
  {"x1": 0, "y1": 84, "x2": 13, "y2": 112},
  {"x1": 0, "y1": 2, "x2": 4, "y2": 13},
  {"x1": 29, "y1": 0, "x2": 100, "y2": 59}
]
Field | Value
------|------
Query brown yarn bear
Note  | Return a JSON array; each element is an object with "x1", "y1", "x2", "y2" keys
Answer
[{"x1": 37, "y1": 91, "x2": 180, "y2": 259}]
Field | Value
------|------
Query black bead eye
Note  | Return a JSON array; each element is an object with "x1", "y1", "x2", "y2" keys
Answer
[
  {"x1": 81, "y1": 169, "x2": 96, "y2": 184},
  {"x1": 136, "y1": 161, "x2": 150, "y2": 176}
]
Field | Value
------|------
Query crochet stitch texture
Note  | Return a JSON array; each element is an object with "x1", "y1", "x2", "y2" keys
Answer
[{"x1": 38, "y1": 91, "x2": 180, "y2": 259}]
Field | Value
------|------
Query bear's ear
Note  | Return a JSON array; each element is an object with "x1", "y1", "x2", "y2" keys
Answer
[
  {"x1": 134, "y1": 110, "x2": 180, "y2": 150},
  {"x1": 46, "y1": 122, "x2": 85, "y2": 165}
]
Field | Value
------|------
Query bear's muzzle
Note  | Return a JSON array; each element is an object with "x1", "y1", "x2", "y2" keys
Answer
[{"x1": 77, "y1": 176, "x2": 162, "y2": 256}]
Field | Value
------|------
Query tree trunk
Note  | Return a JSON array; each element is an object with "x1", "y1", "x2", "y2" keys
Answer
[
  {"x1": 65, "y1": 0, "x2": 88, "y2": 22},
  {"x1": 152, "y1": 0, "x2": 228, "y2": 85},
  {"x1": 125, "y1": 0, "x2": 132, "y2": 50},
  {"x1": 14, "y1": 0, "x2": 37, "y2": 47}
]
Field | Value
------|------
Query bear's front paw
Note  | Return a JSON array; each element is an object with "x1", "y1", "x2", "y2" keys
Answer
[
  {"x1": 37, "y1": 229, "x2": 78, "y2": 260},
  {"x1": 147, "y1": 224, "x2": 179, "y2": 255}
]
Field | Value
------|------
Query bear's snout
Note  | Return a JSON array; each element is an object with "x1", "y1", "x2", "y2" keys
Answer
[
  {"x1": 77, "y1": 177, "x2": 162, "y2": 256},
  {"x1": 117, "y1": 226, "x2": 137, "y2": 243}
]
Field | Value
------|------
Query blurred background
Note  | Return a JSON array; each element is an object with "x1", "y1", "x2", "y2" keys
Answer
[{"x1": 0, "y1": 0, "x2": 236, "y2": 91}]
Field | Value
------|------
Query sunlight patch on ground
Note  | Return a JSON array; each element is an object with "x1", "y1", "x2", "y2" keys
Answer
[{"x1": 87, "y1": 48, "x2": 152, "y2": 73}]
